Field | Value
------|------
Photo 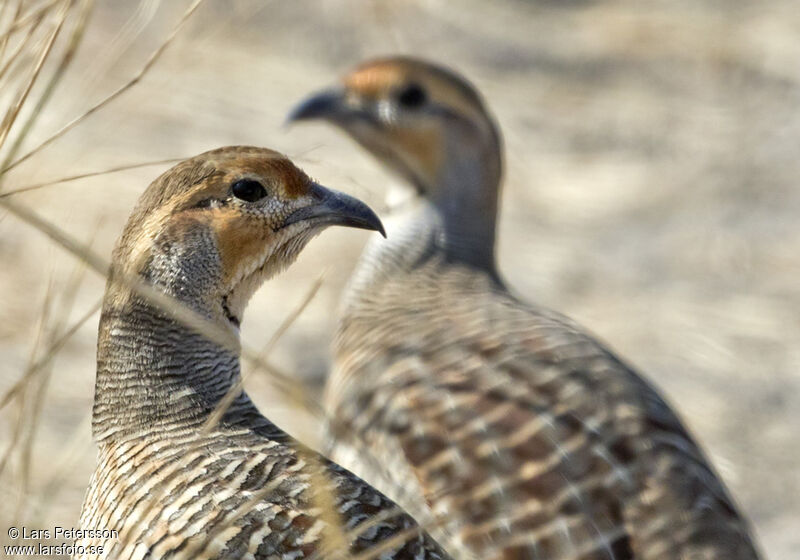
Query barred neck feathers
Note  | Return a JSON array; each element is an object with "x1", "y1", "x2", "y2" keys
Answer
[{"x1": 92, "y1": 295, "x2": 261, "y2": 443}]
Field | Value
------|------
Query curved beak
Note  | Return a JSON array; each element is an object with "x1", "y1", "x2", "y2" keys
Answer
[
  {"x1": 283, "y1": 183, "x2": 385, "y2": 237},
  {"x1": 287, "y1": 88, "x2": 346, "y2": 124}
]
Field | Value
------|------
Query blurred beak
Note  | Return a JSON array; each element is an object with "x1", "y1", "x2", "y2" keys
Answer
[
  {"x1": 287, "y1": 88, "x2": 346, "y2": 123},
  {"x1": 283, "y1": 183, "x2": 386, "y2": 237}
]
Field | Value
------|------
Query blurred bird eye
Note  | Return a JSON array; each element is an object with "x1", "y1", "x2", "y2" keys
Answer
[
  {"x1": 397, "y1": 83, "x2": 427, "y2": 108},
  {"x1": 231, "y1": 179, "x2": 267, "y2": 202}
]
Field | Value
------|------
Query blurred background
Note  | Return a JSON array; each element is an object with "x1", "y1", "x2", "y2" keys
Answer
[{"x1": 0, "y1": 0, "x2": 797, "y2": 557}]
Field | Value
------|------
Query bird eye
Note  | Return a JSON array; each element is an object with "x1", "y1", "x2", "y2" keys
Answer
[
  {"x1": 231, "y1": 179, "x2": 267, "y2": 202},
  {"x1": 397, "y1": 83, "x2": 427, "y2": 109}
]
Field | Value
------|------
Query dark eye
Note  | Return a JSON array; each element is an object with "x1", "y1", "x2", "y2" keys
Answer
[
  {"x1": 397, "y1": 83, "x2": 427, "y2": 108},
  {"x1": 231, "y1": 179, "x2": 267, "y2": 202}
]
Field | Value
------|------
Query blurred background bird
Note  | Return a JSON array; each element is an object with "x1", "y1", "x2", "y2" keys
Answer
[
  {"x1": 289, "y1": 56, "x2": 763, "y2": 559},
  {"x1": 0, "y1": 2, "x2": 797, "y2": 559}
]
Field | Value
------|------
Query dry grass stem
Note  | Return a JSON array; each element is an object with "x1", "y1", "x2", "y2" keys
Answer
[
  {"x1": 1, "y1": 0, "x2": 94, "y2": 174},
  {"x1": 75, "y1": 0, "x2": 159, "y2": 91},
  {"x1": 201, "y1": 274, "x2": 326, "y2": 434},
  {"x1": 34, "y1": 411, "x2": 93, "y2": 522},
  {"x1": 0, "y1": 157, "x2": 184, "y2": 198},
  {"x1": 174, "y1": 475, "x2": 288, "y2": 559},
  {"x1": 0, "y1": 294, "x2": 100, "y2": 412},
  {"x1": 258, "y1": 272, "x2": 326, "y2": 360},
  {"x1": 0, "y1": 298, "x2": 100, "y2": 413},
  {"x1": 0, "y1": 0, "x2": 69, "y2": 154},
  {"x1": 351, "y1": 526, "x2": 425, "y2": 560},
  {"x1": 0, "y1": 0, "x2": 16, "y2": 64},
  {"x1": 10, "y1": 217, "x2": 98, "y2": 522},
  {"x1": 304, "y1": 451, "x2": 350, "y2": 558},
  {"x1": 0, "y1": 275, "x2": 54, "y2": 517},
  {"x1": 0, "y1": 0, "x2": 56, "y2": 46},
  {"x1": 2, "y1": 0, "x2": 207, "y2": 174},
  {"x1": 0, "y1": 8, "x2": 46, "y2": 84}
]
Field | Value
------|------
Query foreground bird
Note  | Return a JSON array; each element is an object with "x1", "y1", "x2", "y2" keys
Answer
[
  {"x1": 76, "y1": 146, "x2": 451, "y2": 559},
  {"x1": 289, "y1": 58, "x2": 762, "y2": 559}
]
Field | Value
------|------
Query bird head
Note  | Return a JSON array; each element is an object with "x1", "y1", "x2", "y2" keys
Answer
[
  {"x1": 288, "y1": 56, "x2": 502, "y2": 201},
  {"x1": 108, "y1": 146, "x2": 384, "y2": 328}
]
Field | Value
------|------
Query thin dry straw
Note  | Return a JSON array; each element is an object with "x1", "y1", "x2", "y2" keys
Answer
[
  {"x1": 0, "y1": 7, "x2": 46, "y2": 84},
  {"x1": 7, "y1": 221, "x2": 98, "y2": 521},
  {"x1": 0, "y1": 0, "x2": 60, "y2": 45},
  {"x1": 0, "y1": 300, "x2": 101, "y2": 412},
  {"x1": 1, "y1": 0, "x2": 207, "y2": 175},
  {"x1": 32, "y1": 411, "x2": 93, "y2": 523},
  {"x1": 1, "y1": 0, "x2": 94, "y2": 175},
  {"x1": 257, "y1": 272, "x2": 326, "y2": 362},
  {"x1": 16, "y1": 223, "x2": 102, "y2": 523},
  {"x1": 69, "y1": 0, "x2": 160, "y2": 111},
  {"x1": 178, "y1": 450, "x2": 348, "y2": 559},
  {"x1": 0, "y1": 157, "x2": 185, "y2": 198},
  {"x1": 0, "y1": 0, "x2": 69, "y2": 154},
  {"x1": 0, "y1": 0, "x2": 14, "y2": 64},
  {"x1": 14, "y1": 262, "x2": 97, "y2": 443},
  {"x1": 0, "y1": 278, "x2": 54, "y2": 483},
  {"x1": 303, "y1": 449, "x2": 350, "y2": 558},
  {"x1": 14, "y1": 276, "x2": 58, "y2": 521}
]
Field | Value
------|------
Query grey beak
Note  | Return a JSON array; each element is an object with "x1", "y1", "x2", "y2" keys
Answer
[
  {"x1": 284, "y1": 183, "x2": 385, "y2": 237},
  {"x1": 286, "y1": 88, "x2": 345, "y2": 124}
]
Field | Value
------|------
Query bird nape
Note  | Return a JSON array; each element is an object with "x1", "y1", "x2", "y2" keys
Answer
[
  {"x1": 78, "y1": 146, "x2": 450, "y2": 560},
  {"x1": 289, "y1": 57, "x2": 763, "y2": 560}
]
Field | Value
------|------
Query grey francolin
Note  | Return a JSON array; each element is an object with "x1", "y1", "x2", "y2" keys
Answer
[
  {"x1": 289, "y1": 57, "x2": 762, "y2": 560},
  {"x1": 76, "y1": 146, "x2": 451, "y2": 560}
]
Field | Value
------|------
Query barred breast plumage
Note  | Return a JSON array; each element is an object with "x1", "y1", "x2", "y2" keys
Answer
[
  {"x1": 289, "y1": 58, "x2": 762, "y2": 560},
  {"x1": 75, "y1": 146, "x2": 450, "y2": 560},
  {"x1": 79, "y1": 420, "x2": 439, "y2": 559}
]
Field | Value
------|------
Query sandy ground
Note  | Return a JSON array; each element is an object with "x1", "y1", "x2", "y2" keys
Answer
[{"x1": 0, "y1": 1, "x2": 798, "y2": 558}]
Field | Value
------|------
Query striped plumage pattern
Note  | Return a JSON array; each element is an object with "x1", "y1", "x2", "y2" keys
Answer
[
  {"x1": 328, "y1": 243, "x2": 760, "y2": 560},
  {"x1": 78, "y1": 423, "x2": 442, "y2": 559},
  {"x1": 76, "y1": 147, "x2": 450, "y2": 560},
  {"x1": 287, "y1": 58, "x2": 763, "y2": 559}
]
